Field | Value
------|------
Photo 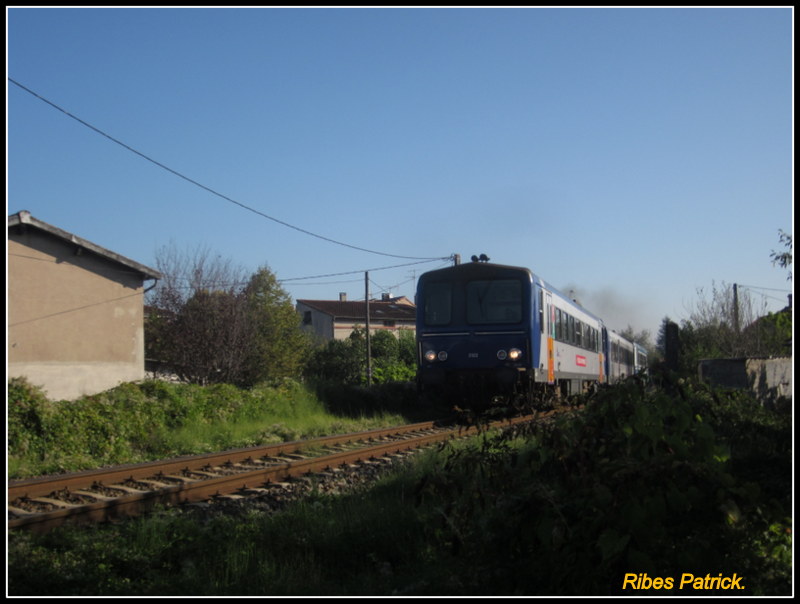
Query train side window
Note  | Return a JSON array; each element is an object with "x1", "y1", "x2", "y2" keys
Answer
[
  {"x1": 568, "y1": 315, "x2": 575, "y2": 344},
  {"x1": 575, "y1": 320, "x2": 583, "y2": 348},
  {"x1": 424, "y1": 282, "x2": 452, "y2": 326},
  {"x1": 539, "y1": 290, "x2": 544, "y2": 333},
  {"x1": 555, "y1": 308, "x2": 562, "y2": 340}
]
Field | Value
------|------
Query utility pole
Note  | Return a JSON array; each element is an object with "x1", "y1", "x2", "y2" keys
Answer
[
  {"x1": 365, "y1": 271, "x2": 372, "y2": 386},
  {"x1": 733, "y1": 283, "x2": 740, "y2": 334}
]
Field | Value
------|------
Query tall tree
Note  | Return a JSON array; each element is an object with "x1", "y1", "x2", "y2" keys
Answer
[
  {"x1": 146, "y1": 245, "x2": 308, "y2": 386},
  {"x1": 683, "y1": 281, "x2": 765, "y2": 359},
  {"x1": 240, "y1": 267, "x2": 310, "y2": 385}
]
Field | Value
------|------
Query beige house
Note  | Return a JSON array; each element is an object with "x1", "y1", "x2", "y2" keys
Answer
[
  {"x1": 297, "y1": 294, "x2": 416, "y2": 342},
  {"x1": 8, "y1": 211, "x2": 162, "y2": 400}
]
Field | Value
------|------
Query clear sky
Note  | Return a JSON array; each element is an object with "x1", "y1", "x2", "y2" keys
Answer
[{"x1": 7, "y1": 7, "x2": 793, "y2": 340}]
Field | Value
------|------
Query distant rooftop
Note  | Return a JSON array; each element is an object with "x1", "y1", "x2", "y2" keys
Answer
[{"x1": 297, "y1": 298, "x2": 416, "y2": 322}]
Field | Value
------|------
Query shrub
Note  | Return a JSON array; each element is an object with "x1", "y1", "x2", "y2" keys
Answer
[
  {"x1": 409, "y1": 376, "x2": 792, "y2": 595},
  {"x1": 8, "y1": 377, "x2": 52, "y2": 459}
]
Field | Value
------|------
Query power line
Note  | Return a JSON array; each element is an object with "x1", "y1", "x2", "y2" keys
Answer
[
  {"x1": 278, "y1": 258, "x2": 440, "y2": 283},
  {"x1": 736, "y1": 284, "x2": 791, "y2": 293},
  {"x1": 737, "y1": 286, "x2": 791, "y2": 306},
  {"x1": 9, "y1": 77, "x2": 449, "y2": 262}
]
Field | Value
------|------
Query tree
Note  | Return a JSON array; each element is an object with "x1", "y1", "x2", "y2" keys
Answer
[
  {"x1": 770, "y1": 229, "x2": 792, "y2": 281},
  {"x1": 146, "y1": 244, "x2": 308, "y2": 386},
  {"x1": 304, "y1": 337, "x2": 364, "y2": 385},
  {"x1": 370, "y1": 330, "x2": 399, "y2": 365},
  {"x1": 165, "y1": 288, "x2": 251, "y2": 385},
  {"x1": 147, "y1": 242, "x2": 250, "y2": 313},
  {"x1": 239, "y1": 267, "x2": 310, "y2": 385},
  {"x1": 655, "y1": 278, "x2": 790, "y2": 378},
  {"x1": 146, "y1": 244, "x2": 252, "y2": 385},
  {"x1": 683, "y1": 281, "x2": 769, "y2": 358},
  {"x1": 396, "y1": 329, "x2": 417, "y2": 367},
  {"x1": 656, "y1": 317, "x2": 687, "y2": 374},
  {"x1": 304, "y1": 327, "x2": 418, "y2": 386}
]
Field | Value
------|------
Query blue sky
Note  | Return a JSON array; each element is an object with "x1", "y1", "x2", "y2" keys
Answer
[{"x1": 7, "y1": 7, "x2": 793, "y2": 340}]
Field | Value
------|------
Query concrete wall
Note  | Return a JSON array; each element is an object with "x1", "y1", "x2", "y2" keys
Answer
[
  {"x1": 8, "y1": 231, "x2": 148, "y2": 400},
  {"x1": 698, "y1": 357, "x2": 792, "y2": 411},
  {"x1": 298, "y1": 304, "x2": 335, "y2": 341}
]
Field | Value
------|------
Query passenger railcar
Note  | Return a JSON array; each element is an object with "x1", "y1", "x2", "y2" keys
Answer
[
  {"x1": 605, "y1": 329, "x2": 635, "y2": 383},
  {"x1": 633, "y1": 343, "x2": 649, "y2": 376},
  {"x1": 416, "y1": 260, "x2": 621, "y2": 407}
]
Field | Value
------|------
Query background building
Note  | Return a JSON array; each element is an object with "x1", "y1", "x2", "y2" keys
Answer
[{"x1": 297, "y1": 293, "x2": 416, "y2": 342}]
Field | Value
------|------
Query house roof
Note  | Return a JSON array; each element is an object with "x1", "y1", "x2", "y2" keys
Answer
[
  {"x1": 297, "y1": 299, "x2": 417, "y2": 322},
  {"x1": 9, "y1": 210, "x2": 162, "y2": 280}
]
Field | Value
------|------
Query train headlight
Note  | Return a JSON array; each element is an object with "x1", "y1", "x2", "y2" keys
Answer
[
  {"x1": 497, "y1": 348, "x2": 522, "y2": 361},
  {"x1": 424, "y1": 350, "x2": 448, "y2": 363}
]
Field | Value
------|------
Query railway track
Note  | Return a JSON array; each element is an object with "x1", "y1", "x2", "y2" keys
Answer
[{"x1": 9, "y1": 413, "x2": 548, "y2": 533}]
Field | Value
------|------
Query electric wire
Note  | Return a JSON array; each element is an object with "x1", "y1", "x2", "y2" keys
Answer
[
  {"x1": 737, "y1": 287, "x2": 791, "y2": 306},
  {"x1": 9, "y1": 77, "x2": 451, "y2": 263},
  {"x1": 735, "y1": 284, "x2": 791, "y2": 293},
  {"x1": 278, "y1": 258, "x2": 438, "y2": 282}
]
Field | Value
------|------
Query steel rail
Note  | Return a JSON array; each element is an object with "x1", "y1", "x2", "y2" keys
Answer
[
  {"x1": 8, "y1": 420, "x2": 440, "y2": 501},
  {"x1": 8, "y1": 413, "x2": 546, "y2": 532}
]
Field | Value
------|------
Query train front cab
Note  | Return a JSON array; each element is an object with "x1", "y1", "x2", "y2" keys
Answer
[
  {"x1": 416, "y1": 263, "x2": 537, "y2": 407},
  {"x1": 416, "y1": 261, "x2": 608, "y2": 407}
]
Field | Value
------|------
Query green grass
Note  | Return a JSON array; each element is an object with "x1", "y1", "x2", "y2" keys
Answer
[{"x1": 7, "y1": 377, "x2": 422, "y2": 479}]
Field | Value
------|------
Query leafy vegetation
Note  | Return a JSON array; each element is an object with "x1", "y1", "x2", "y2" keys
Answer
[
  {"x1": 146, "y1": 245, "x2": 311, "y2": 387},
  {"x1": 403, "y1": 376, "x2": 791, "y2": 595},
  {"x1": 7, "y1": 377, "x2": 412, "y2": 479},
  {"x1": 8, "y1": 376, "x2": 791, "y2": 596},
  {"x1": 304, "y1": 327, "x2": 418, "y2": 386}
]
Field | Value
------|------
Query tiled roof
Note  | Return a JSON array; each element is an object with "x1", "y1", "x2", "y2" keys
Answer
[{"x1": 297, "y1": 299, "x2": 416, "y2": 321}]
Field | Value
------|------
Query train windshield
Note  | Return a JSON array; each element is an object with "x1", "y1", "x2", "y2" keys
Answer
[
  {"x1": 467, "y1": 279, "x2": 522, "y2": 324},
  {"x1": 424, "y1": 281, "x2": 452, "y2": 326}
]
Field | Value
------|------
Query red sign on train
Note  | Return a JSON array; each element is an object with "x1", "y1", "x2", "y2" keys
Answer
[{"x1": 576, "y1": 355, "x2": 587, "y2": 367}]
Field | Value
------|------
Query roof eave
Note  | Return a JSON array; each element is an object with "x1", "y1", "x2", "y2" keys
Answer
[{"x1": 9, "y1": 210, "x2": 163, "y2": 280}]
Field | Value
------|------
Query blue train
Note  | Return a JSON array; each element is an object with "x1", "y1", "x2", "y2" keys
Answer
[{"x1": 415, "y1": 258, "x2": 647, "y2": 407}]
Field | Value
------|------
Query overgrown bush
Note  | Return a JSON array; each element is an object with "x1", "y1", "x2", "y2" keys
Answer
[
  {"x1": 7, "y1": 377, "x2": 408, "y2": 478},
  {"x1": 304, "y1": 328, "x2": 418, "y2": 386},
  {"x1": 8, "y1": 377, "x2": 52, "y2": 459},
  {"x1": 7, "y1": 376, "x2": 791, "y2": 596},
  {"x1": 408, "y1": 376, "x2": 792, "y2": 595}
]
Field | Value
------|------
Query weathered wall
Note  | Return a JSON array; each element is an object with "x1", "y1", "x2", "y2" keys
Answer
[
  {"x1": 8, "y1": 232, "x2": 147, "y2": 400},
  {"x1": 698, "y1": 357, "x2": 792, "y2": 411}
]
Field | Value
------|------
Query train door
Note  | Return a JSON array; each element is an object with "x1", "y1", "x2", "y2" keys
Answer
[
  {"x1": 598, "y1": 324, "x2": 606, "y2": 384},
  {"x1": 545, "y1": 292, "x2": 555, "y2": 384}
]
